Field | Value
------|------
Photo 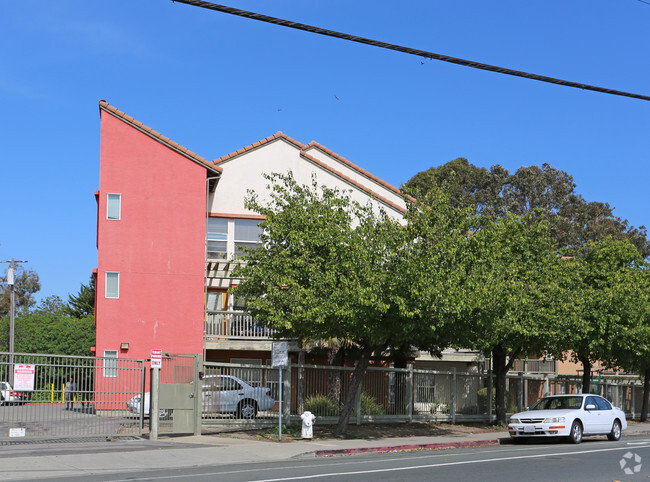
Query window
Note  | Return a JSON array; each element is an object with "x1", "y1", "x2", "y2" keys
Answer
[
  {"x1": 105, "y1": 272, "x2": 119, "y2": 299},
  {"x1": 234, "y1": 219, "x2": 262, "y2": 256},
  {"x1": 107, "y1": 194, "x2": 121, "y2": 220},
  {"x1": 104, "y1": 350, "x2": 118, "y2": 377},
  {"x1": 207, "y1": 218, "x2": 228, "y2": 259}
]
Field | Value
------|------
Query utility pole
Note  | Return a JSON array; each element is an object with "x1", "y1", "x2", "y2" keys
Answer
[{"x1": 1, "y1": 258, "x2": 28, "y2": 386}]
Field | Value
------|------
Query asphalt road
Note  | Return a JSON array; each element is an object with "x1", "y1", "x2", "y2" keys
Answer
[{"x1": 26, "y1": 438, "x2": 650, "y2": 482}]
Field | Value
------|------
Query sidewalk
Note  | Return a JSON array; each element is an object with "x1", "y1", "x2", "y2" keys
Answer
[{"x1": 2, "y1": 422, "x2": 650, "y2": 481}]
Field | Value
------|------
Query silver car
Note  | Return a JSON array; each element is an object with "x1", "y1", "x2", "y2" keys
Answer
[
  {"x1": 126, "y1": 374, "x2": 275, "y2": 419},
  {"x1": 508, "y1": 394, "x2": 627, "y2": 444}
]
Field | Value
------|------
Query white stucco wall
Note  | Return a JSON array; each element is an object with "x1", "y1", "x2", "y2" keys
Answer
[{"x1": 209, "y1": 137, "x2": 406, "y2": 223}]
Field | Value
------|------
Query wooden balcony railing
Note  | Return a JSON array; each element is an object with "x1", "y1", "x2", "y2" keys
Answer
[
  {"x1": 512, "y1": 359, "x2": 557, "y2": 374},
  {"x1": 204, "y1": 310, "x2": 276, "y2": 339}
]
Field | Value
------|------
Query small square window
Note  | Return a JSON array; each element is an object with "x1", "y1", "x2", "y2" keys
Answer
[
  {"x1": 107, "y1": 194, "x2": 121, "y2": 220},
  {"x1": 105, "y1": 272, "x2": 119, "y2": 299}
]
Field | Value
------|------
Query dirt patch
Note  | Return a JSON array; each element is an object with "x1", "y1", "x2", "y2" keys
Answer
[{"x1": 210, "y1": 422, "x2": 506, "y2": 442}]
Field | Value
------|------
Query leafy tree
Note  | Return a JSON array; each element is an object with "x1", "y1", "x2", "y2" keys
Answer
[
  {"x1": 604, "y1": 266, "x2": 650, "y2": 420},
  {"x1": 65, "y1": 276, "x2": 95, "y2": 318},
  {"x1": 464, "y1": 215, "x2": 561, "y2": 424},
  {"x1": 0, "y1": 296, "x2": 95, "y2": 356},
  {"x1": 0, "y1": 266, "x2": 40, "y2": 317},
  {"x1": 406, "y1": 159, "x2": 649, "y2": 258},
  {"x1": 550, "y1": 239, "x2": 646, "y2": 393},
  {"x1": 233, "y1": 173, "x2": 476, "y2": 436}
]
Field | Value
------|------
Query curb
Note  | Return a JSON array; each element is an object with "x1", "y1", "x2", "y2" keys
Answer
[{"x1": 314, "y1": 438, "x2": 501, "y2": 457}]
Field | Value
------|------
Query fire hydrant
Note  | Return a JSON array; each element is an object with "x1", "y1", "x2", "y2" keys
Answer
[{"x1": 300, "y1": 410, "x2": 315, "y2": 439}]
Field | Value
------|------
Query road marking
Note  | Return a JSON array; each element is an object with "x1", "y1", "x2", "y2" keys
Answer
[{"x1": 250, "y1": 444, "x2": 650, "y2": 481}]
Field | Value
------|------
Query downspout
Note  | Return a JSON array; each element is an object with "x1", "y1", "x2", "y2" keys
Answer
[{"x1": 204, "y1": 176, "x2": 220, "y2": 365}]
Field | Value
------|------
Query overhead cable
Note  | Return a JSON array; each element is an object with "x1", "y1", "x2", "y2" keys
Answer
[{"x1": 172, "y1": 0, "x2": 650, "y2": 102}]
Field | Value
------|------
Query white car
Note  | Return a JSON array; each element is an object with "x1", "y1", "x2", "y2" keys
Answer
[
  {"x1": 0, "y1": 381, "x2": 23, "y2": 405},
  {"x1": 508, "y1": 394, "x2": 627, "y2": 444},
  {"x1": 126, "y1": 374, "x2": 275, "y2": 419}
]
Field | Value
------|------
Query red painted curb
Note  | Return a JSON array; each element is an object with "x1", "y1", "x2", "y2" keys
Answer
[{"x1": 315, "y1": 439, "x2": 500, "y2": 457}]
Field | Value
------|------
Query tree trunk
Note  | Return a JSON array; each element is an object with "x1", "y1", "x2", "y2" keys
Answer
[
  {"x1": 334, "y1": 345, "x2": 373, "y2": 438},
  {"x1": 578, "y1": 354, "x2": 591, "y2": 394},
  {"x1": 328, "y1": 346, "x2": 345, "y2": 406},
  {"x1": 641, "y1": 368, "x2": 650, "y2": 423},
  {"x1": 493, "y1": 346, "x2": 508, "y2": 425}
]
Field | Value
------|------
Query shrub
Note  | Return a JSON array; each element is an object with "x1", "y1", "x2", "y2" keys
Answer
[
  {"x1": 305, "y1": 394, "x2": 340, "y2": 416},
  {"x1": 477, "y1": 387, "x2": 513, "y2": 413},
  {"x1": 360, "y1": 392, "x2": 384, "y2": 415}
]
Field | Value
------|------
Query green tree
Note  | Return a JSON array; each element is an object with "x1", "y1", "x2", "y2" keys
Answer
[
  {"x1": 0, "y1": 295, "x2": 95, "y2": 356},
  {"x1": 0, "y1": 266, "x2": 40, "y2": 317},
  {"x1": 464, "y1": 215, "x2": 561, "y2": 424},
  {"x1": 233, "y1": 173, "x2": 475, "y2": 436},
  {"x1": 550, "y1": 239, "x2": 646, "y2": 393},
  {"x1": 65, "y1": 276, "x2": 95, "y2": 318}
]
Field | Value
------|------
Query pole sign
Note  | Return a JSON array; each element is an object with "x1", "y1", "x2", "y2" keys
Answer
[
  {"x1": 150, "y1": 349, "x2": 163, "y2": 369},
  {"x1": 13, "y1": 364, "x2": 35, "y2": 391},
  {"x1": 271, "y1": 341, "x2": 288, "y2": 368}
]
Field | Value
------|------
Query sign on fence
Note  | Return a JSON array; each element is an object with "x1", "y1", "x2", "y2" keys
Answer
[{"x1": 13, "y1": 363, "x2": 35, "y2": 391}]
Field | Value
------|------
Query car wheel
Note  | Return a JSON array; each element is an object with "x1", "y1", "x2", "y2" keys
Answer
[
  {"x1": 237, "y1": 400, "x2": 258, "y2": 419},
  {"x1": 568, "y1": 421, "x2": 583, "y2": 444},
  {"x1": 607, "y1": 420, "x2": 622, "y2": 441}
]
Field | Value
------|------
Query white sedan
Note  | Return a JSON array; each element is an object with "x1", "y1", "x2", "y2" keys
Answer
[
  {"x1": 126, "y1": 375, "x2": 275, "y2": 419},
  {"x1": 508, "y1": 394, "x2": 627, "y2": 444}
]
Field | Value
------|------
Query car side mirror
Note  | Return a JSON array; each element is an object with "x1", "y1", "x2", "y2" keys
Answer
[{"x1": 585, "y1": 404, "x2": 596, "y2": 410}]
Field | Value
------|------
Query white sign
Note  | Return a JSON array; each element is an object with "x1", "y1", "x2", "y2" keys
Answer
[
  {"x1": 13, "y1": 364, "x2": 35, "y2": 391},
  {"x1": 150, "y1": 349, "x2": 163, "y2": 369},
  {"x1": 271, "y1": 341, "x2": 289, "y2": 368},
  {"x1": 9, "y1": 428, "x2": 26, "y2": 437}
]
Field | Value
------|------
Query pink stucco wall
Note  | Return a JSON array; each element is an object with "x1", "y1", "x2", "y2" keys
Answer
[{"x1": 96, "y1": 110, "x2": 207, "y2": 373}]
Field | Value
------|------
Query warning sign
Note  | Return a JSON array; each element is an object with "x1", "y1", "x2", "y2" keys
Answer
[
  {"x1": 150, "y1": 349, "x2": 163, "y2": 369},
  {"x1": 13, "y1": 364, "x2": 35, "y2": 391}
]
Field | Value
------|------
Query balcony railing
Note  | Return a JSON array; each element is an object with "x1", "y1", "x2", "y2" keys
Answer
[
  {"x1": 205, "y1": 310, "x2": 276, "y2": 339},
  {"x1": 512, "y1": 359, "x2": 557, "y2": 374}
]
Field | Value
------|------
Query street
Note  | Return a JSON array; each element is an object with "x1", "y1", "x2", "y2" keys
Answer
[{"x1": 28, "y1": 438, "x2": 650, "y2": 482}]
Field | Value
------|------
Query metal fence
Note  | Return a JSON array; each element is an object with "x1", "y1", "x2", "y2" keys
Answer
[
  {"x1": 199, "y1": 363, "x2": 649, "y2": 429},
  {"x1": 1, "y1": 352, "x2": 145, "y2": 441}
]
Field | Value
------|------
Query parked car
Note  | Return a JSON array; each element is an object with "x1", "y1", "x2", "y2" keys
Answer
[
  {"x1": 508, "y1": 394, "x2": 627, "y2": 444},
  {"x1": 0, "y1": 381, "x2": 24, "y2": 405},
  {"x1": 126, "y1": 374, "x2": 275, "y2": 419}
]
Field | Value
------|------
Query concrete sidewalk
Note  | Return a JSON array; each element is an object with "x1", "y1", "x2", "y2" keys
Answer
[{"x1": 2, "y1": 422, "x2": 650, "y2": 481}]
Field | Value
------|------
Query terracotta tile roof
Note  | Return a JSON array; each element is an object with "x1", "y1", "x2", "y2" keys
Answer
[
  {"x1": 98, "y1": 100, "x2": 222, "y2": 175},
  {"x1": 299, "y1": 150, "x2": 406, "y2": 214},
  {"x1": 303, "y1": 141, "x2": 413, "y2": 202},
  {"x1": 213, "y1": 131, "x2": 304, "y2": 164}
]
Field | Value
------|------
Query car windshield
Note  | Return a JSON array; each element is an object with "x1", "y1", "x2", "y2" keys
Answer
[{"x1": 531, "y1": 396, "x2": 583, "y2": 410}]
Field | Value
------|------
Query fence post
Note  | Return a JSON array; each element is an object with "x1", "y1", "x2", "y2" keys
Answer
[
  {"x1": 518, "y1": 372, "x2": 524, "y2": 412},
  {"x1": 283, "y1": 363, "x2": 291, "y2": 422},
  {"x1": 193, "y1": 354, "x2": 202, "y2": 436},
  {"x1": 487, "y1": 369, "x2": 493, "y2": 424},
  {"x1": 354, "y1": 380, "x2": 362, "y2": 426},
  {"x1": 631, "y1": 385, "x2": 636, "y2": 420},
  {"x1": 450, "y1": 367, "x2": 456, "y2": 425},
  {"x1": 407, "y1": 364, "x2": 413, "y2": 423},
  {"x1": 150, "y1": 367, "x2": 160, "y2": 440}
]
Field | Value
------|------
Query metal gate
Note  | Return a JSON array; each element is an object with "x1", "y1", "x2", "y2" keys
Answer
[
  {"x1": 0, "y1": 352, "x2": 145, "y2": 441},
  {"x1": 155, "y1": 353, "x2": 201, "y2": 436}
]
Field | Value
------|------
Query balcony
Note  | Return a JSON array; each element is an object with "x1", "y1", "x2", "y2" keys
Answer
[
  {"x1": 205, "y1": 310, "x2": 276, "y2": 340},
  {"x1": 512, "y1": 359, "x2": 557, "y2": 374}
]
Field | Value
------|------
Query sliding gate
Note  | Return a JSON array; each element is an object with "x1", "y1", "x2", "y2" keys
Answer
[{"x1": 0, "y1": 352, "x2": 145, "y2": 442}]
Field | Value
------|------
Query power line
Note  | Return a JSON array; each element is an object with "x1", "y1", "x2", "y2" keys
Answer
[{"x1": 172, "y1": 0, "x2": 650, "y2": 102}]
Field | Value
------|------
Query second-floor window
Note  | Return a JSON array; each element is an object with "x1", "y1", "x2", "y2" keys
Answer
[
  {"x1": 207, "y1": 217, "x2": 262, "y2": 259},
  {"x1": 107, "y1": 193, "x2": 121, "y2": 220}
]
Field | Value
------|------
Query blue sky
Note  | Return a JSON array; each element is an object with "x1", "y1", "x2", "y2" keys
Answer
[{"x1": 1, "y1": 0, "x2": 649, "y2": 304}]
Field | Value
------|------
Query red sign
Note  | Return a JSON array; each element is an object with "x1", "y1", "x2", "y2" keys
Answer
[
  {"x1": 150, "y1": 349, "x2": 162, "y2": 369},
  {"x1": 14, "y1": 364, "x2": 35, "y2": 391}
]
